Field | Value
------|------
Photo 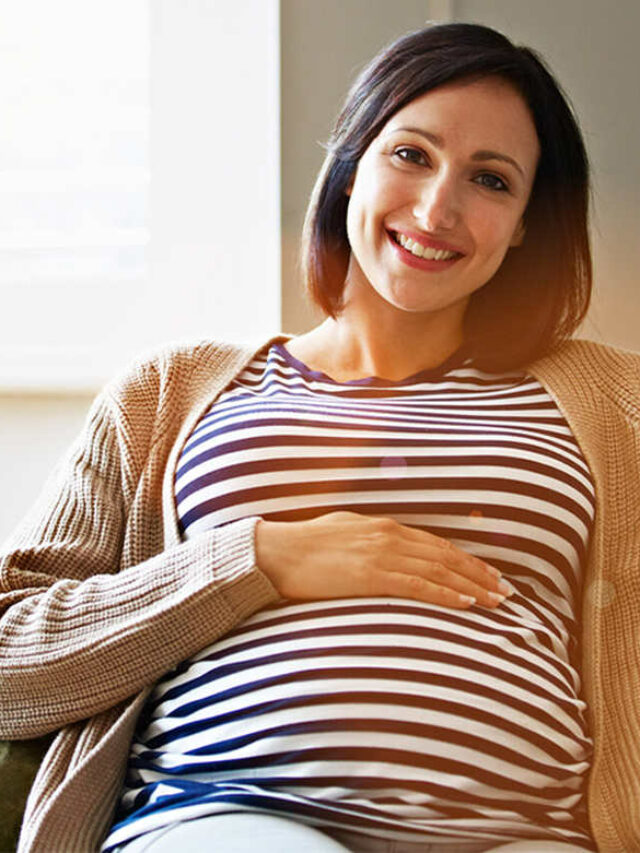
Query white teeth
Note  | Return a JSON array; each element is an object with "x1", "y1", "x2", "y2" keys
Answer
[{"x1": 395, "y1": 232, "x2": 458, "y2": 260}]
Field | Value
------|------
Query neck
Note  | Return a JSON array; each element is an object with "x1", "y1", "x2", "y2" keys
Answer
[{"x1": 287, "y1": 310, "x2": 465, "y2": 383}]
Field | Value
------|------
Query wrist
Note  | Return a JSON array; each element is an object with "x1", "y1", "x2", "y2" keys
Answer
[{"x1": 254, "y1": 519, "x2": 285, "y2": 590}]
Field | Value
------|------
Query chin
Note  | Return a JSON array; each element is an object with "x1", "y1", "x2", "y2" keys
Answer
[{"x1": 383, "y1": 289, "x2": 459, "y2": 315}]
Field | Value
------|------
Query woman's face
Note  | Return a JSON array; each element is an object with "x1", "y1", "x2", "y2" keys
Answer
[{"x1": 343, "y1": 76, "x2": 541, "y2": 324}]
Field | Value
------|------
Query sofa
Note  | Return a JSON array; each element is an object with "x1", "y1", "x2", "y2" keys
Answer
[{"x1": 0, "y1": 737, "x2": 52, "y2": 852}]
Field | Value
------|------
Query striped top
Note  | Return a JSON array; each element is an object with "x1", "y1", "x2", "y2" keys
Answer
[{"x1": 104, "y1": 342, "x2": 597, "y2": 850}]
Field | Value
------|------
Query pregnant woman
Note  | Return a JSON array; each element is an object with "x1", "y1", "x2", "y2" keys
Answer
[{"x1": 1, "y1": 21, "x2": 639, "y2": 853}]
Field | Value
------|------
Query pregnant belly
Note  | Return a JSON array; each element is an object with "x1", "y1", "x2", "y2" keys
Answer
[{"x1": 131, "y1": 596, "x2": 591, "y2": 817}]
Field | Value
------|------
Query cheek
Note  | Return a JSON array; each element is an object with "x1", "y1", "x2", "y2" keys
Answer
[
  {"x1": 470, "y1": 207, "x2": 521, "y2": 253},
  {"x1": 345, "y1": 198, "x2": 361, "y2": 251},
  {"x1": 353, "y1": 188, "x2": 399, "y2": 255},
  {"x1": 346, "y1": 186, "x2": 376, "y2": 248}
]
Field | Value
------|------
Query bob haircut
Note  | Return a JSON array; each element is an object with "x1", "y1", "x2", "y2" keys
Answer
[{"x1": 301, "y1": 22, "x2": 592, "y2": 372}]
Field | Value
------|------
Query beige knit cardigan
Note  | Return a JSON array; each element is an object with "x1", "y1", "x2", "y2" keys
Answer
[{"x1": 1, "y1": 336, "x2": 638, "y2": 853}]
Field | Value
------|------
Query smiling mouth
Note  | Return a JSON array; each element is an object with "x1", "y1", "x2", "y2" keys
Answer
[{"x1": 390, "y1": 230, "x2": 463, "y2": 261}]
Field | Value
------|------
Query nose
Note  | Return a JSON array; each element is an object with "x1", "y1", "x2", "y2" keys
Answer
[{"x1": 412, "y1": 173, "x2": 460, "y2": 232}]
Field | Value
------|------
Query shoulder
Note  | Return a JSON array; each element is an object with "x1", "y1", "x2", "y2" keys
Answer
[
  {"x1": 103, "y1": 336, "x2": 282, "y2": 404},
  {"x1": 77, "y1": 336, "x2": 280, "y2": 467},
  {"x1": 529, "y1": 337, "x2": 640, "y2": 419},
  {"x1": 107, "y1": 338, "x2": 251, "y2": 385},
  {"x1": 553, "y1": 337, "x2": 639, "y2": 364},
  {"x1": 533, "y1": 337, "x2": 640, "y2": 377}
]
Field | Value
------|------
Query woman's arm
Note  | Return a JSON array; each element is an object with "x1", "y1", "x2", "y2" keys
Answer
[{"x1": 0, "y1": 367, "x2": 280, "y2": 740}]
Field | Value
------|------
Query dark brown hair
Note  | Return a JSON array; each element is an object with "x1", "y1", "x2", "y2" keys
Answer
[{"x1": 301, "y1": 22, "x2": 592, "y2": 371}]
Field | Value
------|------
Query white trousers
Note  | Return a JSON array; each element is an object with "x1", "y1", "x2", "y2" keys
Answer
[{"x1": 115, "y1": 813, "x2": 594, "y2": 853}]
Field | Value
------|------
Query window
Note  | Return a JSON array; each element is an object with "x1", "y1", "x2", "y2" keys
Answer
[
  {"x1": 0, "y1": 0, "x2": 149, "y2": 389},
  {"x1": 0, "y1": 0, "x2": 280, "y2": 391}
]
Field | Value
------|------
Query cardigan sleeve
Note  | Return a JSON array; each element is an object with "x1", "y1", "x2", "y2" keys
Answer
[{"x1": 0, "y1": 361, "x2": 280, "y2": 740}]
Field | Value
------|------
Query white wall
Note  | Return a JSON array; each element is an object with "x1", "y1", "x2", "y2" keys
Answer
[{"x1": 0, "y1": 393, "x2": 94, "y2": 539}]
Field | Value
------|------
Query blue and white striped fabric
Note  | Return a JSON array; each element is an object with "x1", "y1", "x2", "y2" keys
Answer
[{"x1": 103, "y1": 342, "x2": 597, "y2": 851}]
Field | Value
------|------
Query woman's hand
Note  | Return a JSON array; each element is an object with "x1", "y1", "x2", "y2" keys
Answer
[{"x1": 255, "y1": 511, "x2": 514, "y2": 610}]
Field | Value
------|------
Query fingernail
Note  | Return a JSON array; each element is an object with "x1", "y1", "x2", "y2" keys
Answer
[
  {"x1": 487, "y1": 592, "x2": 506, "y2": 605},
  {"x1": 497, "y1": 580, "x2": 515, "y2": 597},
  {"x1": 485, "y1": 564, "x2": 502, "y2": 578}
]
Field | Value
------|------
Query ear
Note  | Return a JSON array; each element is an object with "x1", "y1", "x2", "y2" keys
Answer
[{"x1": 510, "y1": 217, "x2": 526, "y2": 247}]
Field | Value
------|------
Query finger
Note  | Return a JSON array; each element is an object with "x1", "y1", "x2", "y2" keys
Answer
[
  {"x1": 369, "y1": 568, "x2": 477, "y2": 609},
  {"x1": 362, "y1": 516, "x2": 509, "y2": 600},
  {"x1": 395, "y1": 523, "x2": 503, "y2": 580},
  {"x1": 388, "y1": 554, "x2": 510, "y2": 609},
  {"x1": 395, "y1": 539, "x2": 511, "y2": 601}
]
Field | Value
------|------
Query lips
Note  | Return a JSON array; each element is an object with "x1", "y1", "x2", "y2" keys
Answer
[
  {"x1": 387, "y1": 228, "x2": 464, "y2": 258},
  {"x1": 386, "y1": 229, "x2": 464, "y2": 271}
]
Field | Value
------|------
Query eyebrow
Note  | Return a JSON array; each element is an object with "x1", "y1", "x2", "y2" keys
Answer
[{"x1": 387, "y1": 126, "x2": 526, "y2": 180}]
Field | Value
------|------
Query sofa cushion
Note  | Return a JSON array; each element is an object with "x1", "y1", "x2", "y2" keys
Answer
[{"x1": 0, "y1": 737, "x2": 53, "y2": 852}]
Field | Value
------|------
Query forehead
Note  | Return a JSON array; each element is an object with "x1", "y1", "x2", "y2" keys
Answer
[{"x1": 378, "y1": 76, "x2": 540, "y2": 164}]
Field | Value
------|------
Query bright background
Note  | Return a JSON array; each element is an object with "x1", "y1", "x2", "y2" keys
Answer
[{"x1": 1, "y1": 0, "x2": 638, "y2": 540}]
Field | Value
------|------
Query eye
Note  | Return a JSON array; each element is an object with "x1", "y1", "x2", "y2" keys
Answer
[
  {"x1": 392, "y1": 146, "x2": 428, "y2": 166},
  {"x1": 475, "y1": 173, "x2": 509, "y2": 192}
]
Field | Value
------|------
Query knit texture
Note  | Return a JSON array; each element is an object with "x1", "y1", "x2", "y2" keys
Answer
[{"x1": 0, "y1": 335, "x2": 638, "y2": 852}]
